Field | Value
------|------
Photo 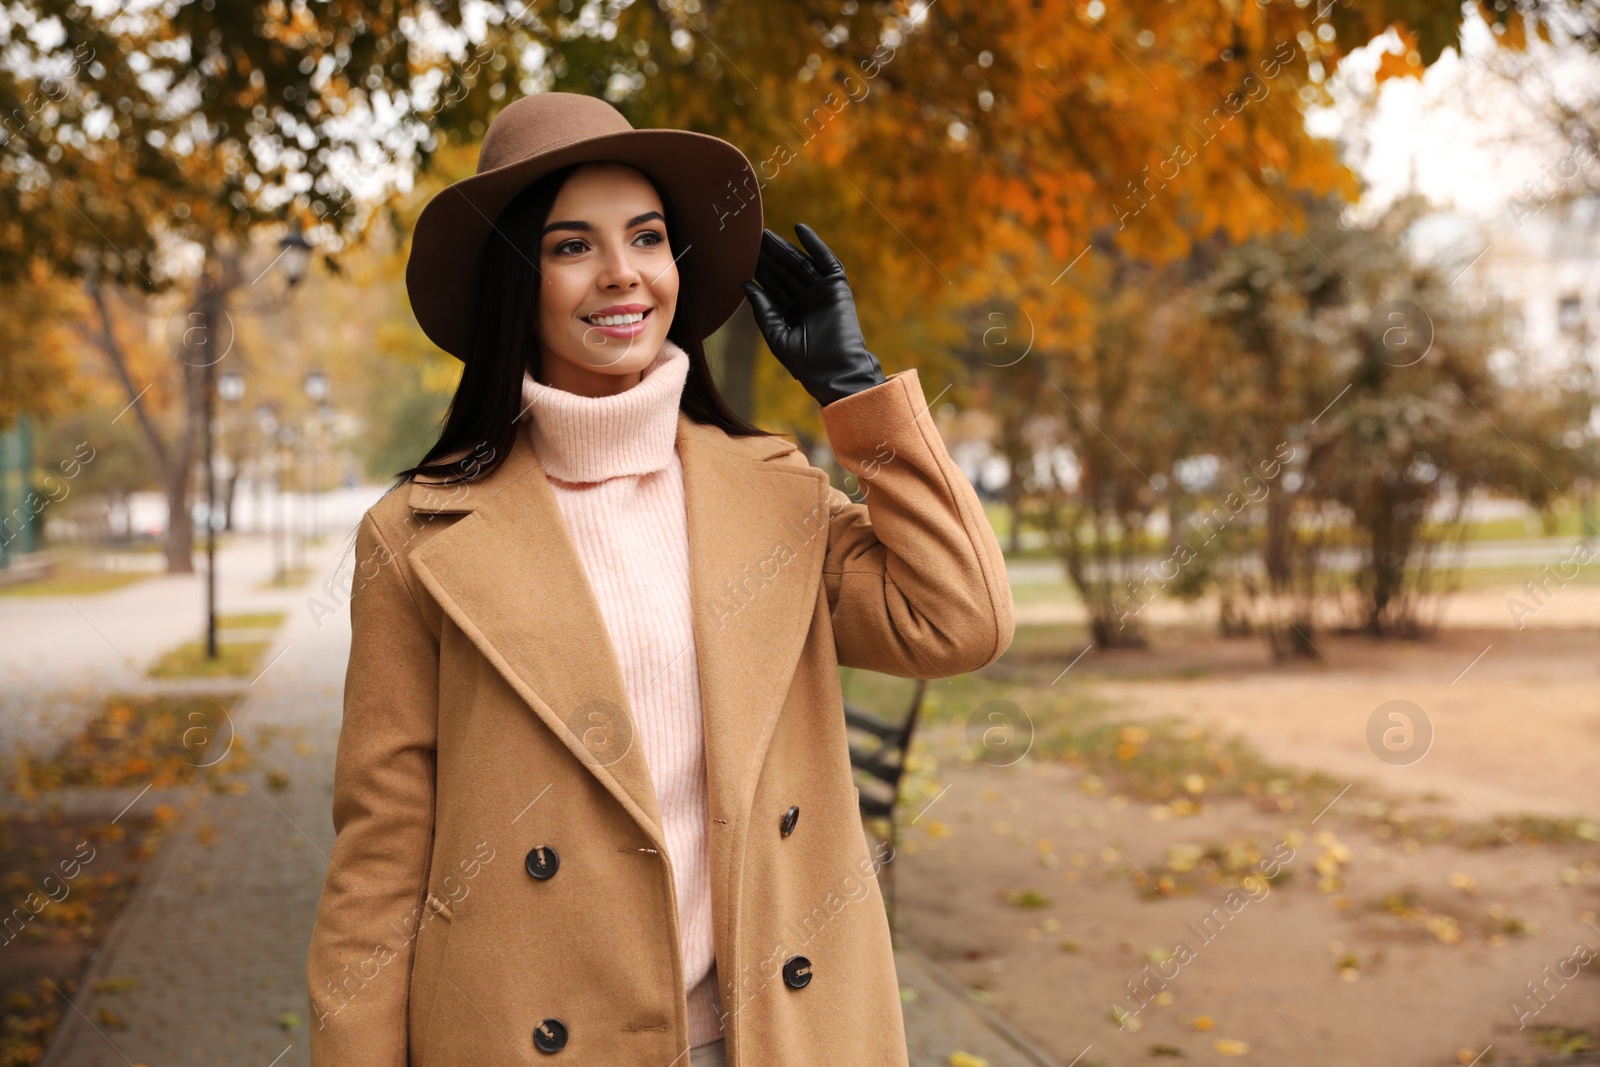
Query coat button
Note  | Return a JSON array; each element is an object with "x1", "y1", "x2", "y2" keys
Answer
[
  {"x1": 533, "y1": 1017, "x2": 568, "y2": 1053},
  {"x1": 782, "y1": 955, "x2": 812, "y2": 989},
  {"x1": 779, "y1": 805, "x2": 799, "y2": 837},
  {"x1": 525, "y1": 846, "x2": 560, "y2": 880}
]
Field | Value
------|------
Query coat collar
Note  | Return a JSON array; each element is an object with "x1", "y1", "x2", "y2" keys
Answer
[{"x1": 402, "y1": 414, "x2": 828, "y2": 859}]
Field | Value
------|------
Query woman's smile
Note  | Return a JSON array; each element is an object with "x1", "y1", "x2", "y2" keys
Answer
[{"x1": 582, "y1": 304, "x2": 654, "y2": 339}]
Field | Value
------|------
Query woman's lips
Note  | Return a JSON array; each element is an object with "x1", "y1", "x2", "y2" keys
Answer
[{"x1": 584, "y1": 307, "x2": 651, "y2": 339}]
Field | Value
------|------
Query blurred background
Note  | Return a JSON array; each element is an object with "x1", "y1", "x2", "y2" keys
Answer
[{"x1": 2, "y1": 1, "x2": 1600, "y2": 1065}]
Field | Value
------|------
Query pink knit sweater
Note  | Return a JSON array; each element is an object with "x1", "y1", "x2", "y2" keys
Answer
[{"x1": 518, "y1": 339, "x2": 724, "y2": 1048}]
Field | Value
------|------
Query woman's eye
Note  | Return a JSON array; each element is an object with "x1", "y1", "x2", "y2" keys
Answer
[
  {"x1": 553, "y1": 239, "x2": 587, "y2": 256},
  {"x1": 636, "y1": 229, "x2": 665, "y2": 247}
]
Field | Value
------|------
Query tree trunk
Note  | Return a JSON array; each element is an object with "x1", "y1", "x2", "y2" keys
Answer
[
  {"x1": 1264, "y1": 485, "x2": 1291, "y2": 592},
  {"x1": 167, "y1": 356, "x2": 207, "y2": 573},
  {"x1": 1001, "y1": 445, "x2": 1027, "y2": 554},
  {"x1": 164, "y1": 461, "x2": 194, "y2": 573},
  {"x1": 82, "y1": 274, "x2": 200, "y2": 573}
]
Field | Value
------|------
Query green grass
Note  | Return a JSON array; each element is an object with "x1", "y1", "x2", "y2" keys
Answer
[
  {"x1": 986, "y1": 497, "x2": 1599, "y2": 563},
  {"x1": 1006, "y1": 557, "x2": 1600, "y2": 606},
  {"x1": 218, "y1": 610, "x2": 287, "y2": 629},
  {"x1": 148, "y1": 639, "x2": 274, "y2": 679},
  {"x1": 846, "y1": 658, "x2": 1342, "y2": 810},
  {"x1": 1460, "y1": 812, "x2": 1600, "y2": 849},
  {"x1": 0, "y1": 566, "x2": 148, "y2": 597},
  {"x1": 1529, "y1": 1027, "x2": 1593, "y2": 1056},
  {"x1": 1009, "y1": 580, "x2": 1078, "y2": 606},
  {"x1": 1450, "y1": 562, "x2": 1600, "y2": 592},
  {"x1": 1458, "y1": 511, "x2": 1593, "y2": 541}
]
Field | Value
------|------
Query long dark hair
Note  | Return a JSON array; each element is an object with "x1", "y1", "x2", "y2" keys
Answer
[{"x1": 393, "y1": 162, "x2": 775, "y2": 488}]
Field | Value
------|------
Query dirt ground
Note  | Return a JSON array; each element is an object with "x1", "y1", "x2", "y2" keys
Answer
[{"x1": 889, "y1": 579, "x2": 1600, "y2": 1067}]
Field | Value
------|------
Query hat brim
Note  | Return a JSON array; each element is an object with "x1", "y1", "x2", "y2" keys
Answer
[{"x1": 406, "y1": 127, "x2": 763, "y2": 362}]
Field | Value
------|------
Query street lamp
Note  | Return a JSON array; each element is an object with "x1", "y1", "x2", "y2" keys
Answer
[
  {"x1": 280, "y1": 223, "x2": 312, "y2": 287},
  {"x1": 218, "y1": 368, "x2": 245, "y2": 403}
]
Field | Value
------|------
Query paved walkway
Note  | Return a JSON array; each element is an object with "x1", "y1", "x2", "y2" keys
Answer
[
  {"x1": 35, "y1": 526, "x2": 359, "y2": 1067},
  {"x1": 0, "y1": 486, "x2": 382, "y2": 761},
  {"x1": 29, "y1": 514, "x2": 1059, "y2": 1067}
]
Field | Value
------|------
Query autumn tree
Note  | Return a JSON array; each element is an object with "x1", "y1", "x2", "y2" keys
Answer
[
  {"x1": 1154, "y1": 190, "x2": 1592, "y2": 645},
  {"x1": 0, "y1": 0, "x2": 1564, "y2": 573},
  {"x1": 1311, "y1": 193, "x2": 1594, "y2": 636}
]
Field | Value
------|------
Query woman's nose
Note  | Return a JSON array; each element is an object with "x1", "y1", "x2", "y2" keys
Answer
[{"x1": 596, "y1": 246, "x2": 641, "y2": 289}]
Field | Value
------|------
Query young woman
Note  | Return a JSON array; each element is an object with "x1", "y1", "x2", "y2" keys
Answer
[{"x1": 306, "y1": 91, "x2": 1013, "y2": 1067}]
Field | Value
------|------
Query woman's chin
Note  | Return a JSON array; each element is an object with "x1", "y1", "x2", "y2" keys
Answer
[{"x1": 573, "y1": 333, "x2": 663, "y2": 372}]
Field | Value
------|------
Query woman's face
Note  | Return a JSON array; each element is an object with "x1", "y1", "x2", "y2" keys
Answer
[{"x1": 535, "y1": 162, "x2": 680, "y2": 397}]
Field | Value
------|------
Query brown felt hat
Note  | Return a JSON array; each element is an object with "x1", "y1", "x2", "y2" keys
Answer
[{"x1": 405, "y1": 92, "x2": 763, "y2": 363}]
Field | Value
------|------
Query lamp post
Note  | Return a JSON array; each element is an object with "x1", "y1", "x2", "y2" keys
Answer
[
  {"x1": 197, "y1": 270, "x2": 225, "y2": 659},
  {"x1": 304, "y1": 369, "x2": 329, "y2": 550},
  {"x1": 255, "y1": 405, "x2": 283, "y2": 584},
  {"x1": 280, "y1": 423, "x2": 301, "y2": 575},
  {"x1": 197, "y1": 222, "x2": 312, "y2": 649},
  {"x1": 217, "y1": 368, "x2": 245, "y2": 535},
  {"x1": 317, "y1": 400, "x2": 335, "y2": 538}
]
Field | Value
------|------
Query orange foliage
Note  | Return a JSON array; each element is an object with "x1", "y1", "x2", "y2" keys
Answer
[
  {"x1": 1375, "y1": 25, "x2": 1425, "y2": 84},
  {"x1": 0, "y1": 260, "x2": 93, "y2": 428}
]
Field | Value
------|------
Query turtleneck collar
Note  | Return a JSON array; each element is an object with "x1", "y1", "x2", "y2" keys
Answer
[{"x1": 519, "y1": 338, "x2": 690, "y2": 484}]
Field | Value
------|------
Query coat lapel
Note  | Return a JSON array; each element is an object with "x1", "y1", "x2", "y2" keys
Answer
[
  {"x1": 402, "y1": 413, "x2": 827, "y2": 862},
  {"x1": 405, "y1": 423, "x2": 664, "y2": 840}
]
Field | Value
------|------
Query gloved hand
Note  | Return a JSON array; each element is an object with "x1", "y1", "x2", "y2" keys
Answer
[{"x1": 742, "y1": 223, "x2": 886, "y2": 407}]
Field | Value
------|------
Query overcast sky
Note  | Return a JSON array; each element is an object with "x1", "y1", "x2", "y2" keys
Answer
[{"x1": 1310, "y1": 8, "x2": 1600, "y2": 225}]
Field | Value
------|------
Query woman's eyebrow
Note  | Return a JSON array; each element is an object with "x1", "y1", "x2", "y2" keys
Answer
[{"x1": 541, "y1": 210, "x2": 665, "y2": 237}]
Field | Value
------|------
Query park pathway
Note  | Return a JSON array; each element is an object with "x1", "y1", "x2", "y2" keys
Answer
[
  {"x1": 34, "y1": 523, "x2": 361, "y2": 1067},
  {"x1": 31, "y1": 510, "x2": 1058, "y2": 1067}
]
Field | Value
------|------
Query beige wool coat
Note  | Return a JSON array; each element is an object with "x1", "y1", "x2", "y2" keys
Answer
[{"x1": 306, "y1": 366, "x2": 1015, "y2": 1066}]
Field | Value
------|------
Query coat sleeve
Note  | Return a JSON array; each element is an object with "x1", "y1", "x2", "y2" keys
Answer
[
  {"x1": 307, "y1": 510, "x2": 440, "y2": 1066},
  {"x1": 782, "y1": 367, "x2": 1015, "y2": 677}
]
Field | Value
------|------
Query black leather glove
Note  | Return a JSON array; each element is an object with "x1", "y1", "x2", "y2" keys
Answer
[{"x1": 742, "y1": 223, "x2": 886, "y2": 407}]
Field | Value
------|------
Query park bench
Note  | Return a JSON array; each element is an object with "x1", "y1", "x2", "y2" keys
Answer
[{"x1": 844, "y1": 677, "x2": 928, "y2": 922}]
